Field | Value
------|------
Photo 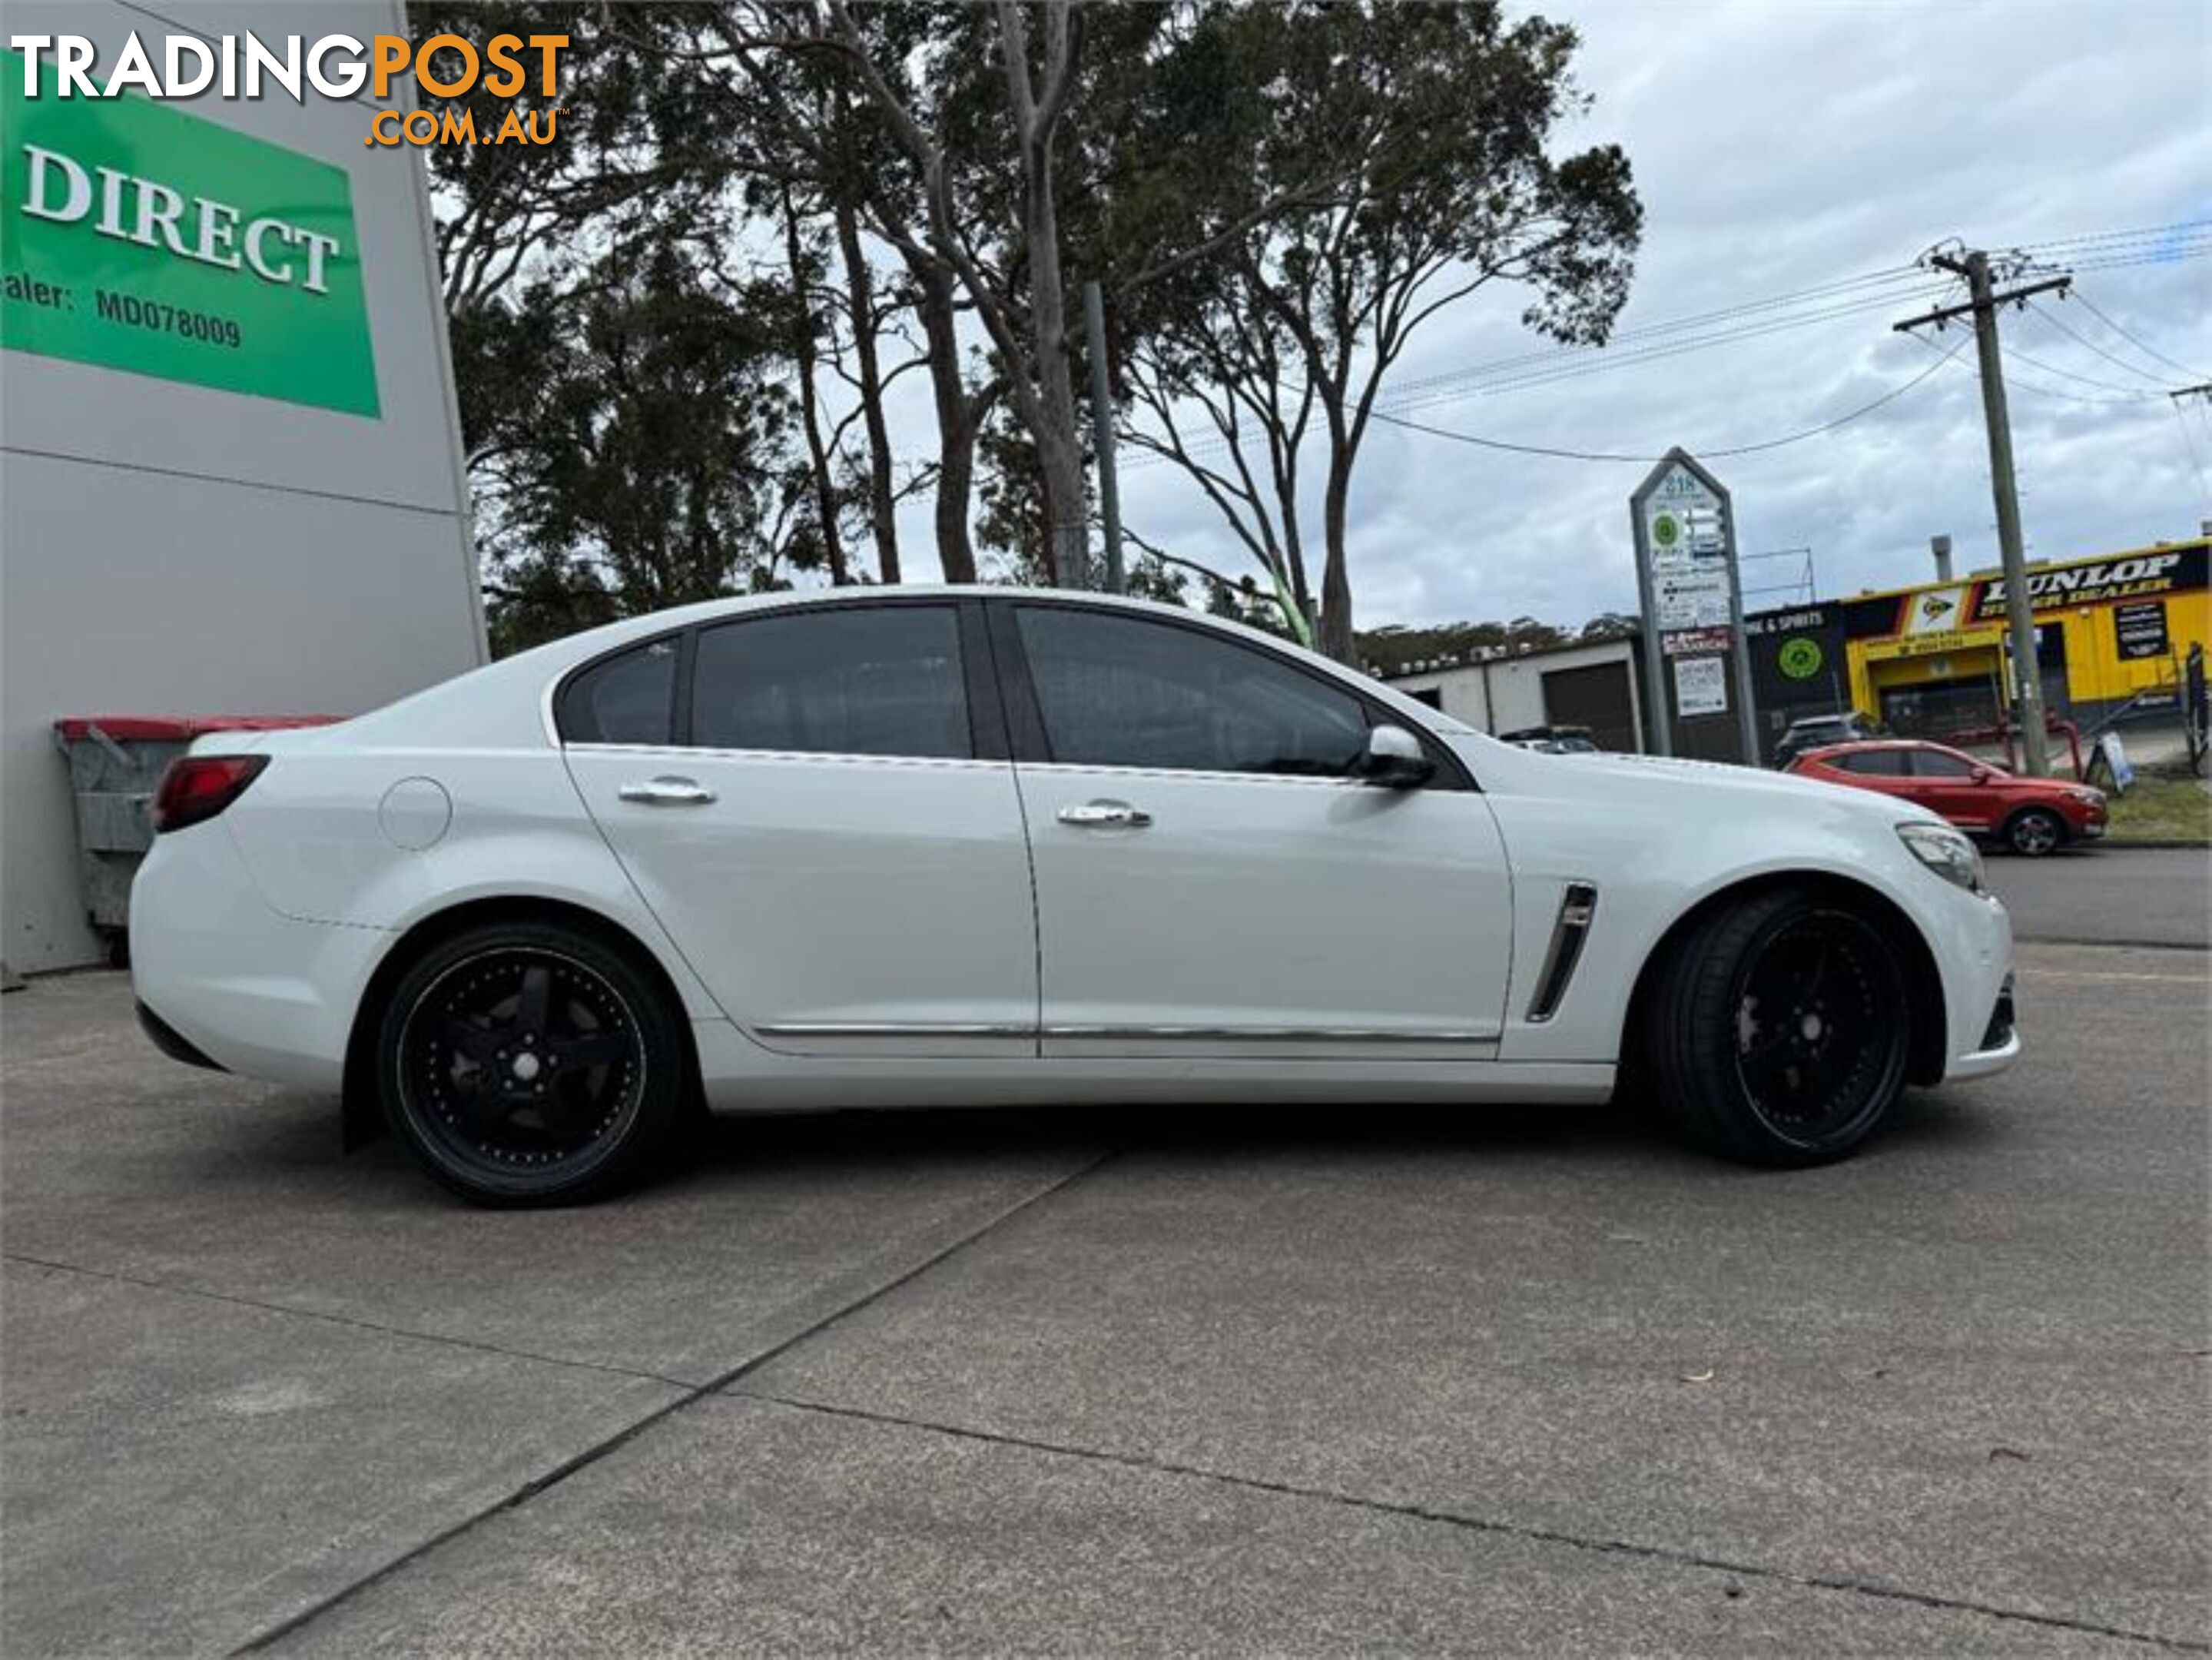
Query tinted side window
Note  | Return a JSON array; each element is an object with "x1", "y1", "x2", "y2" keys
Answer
[
  {"x1": 559, "y1": 639, "x2": 678, "y2": 745},
  {"x1": 1839, "y1": 749, "x2": 1909, "y2": 775},
  {"x1": 691, "y1": 606, "x2": 972, "y2": 759},
  {"x1": 1016, "y1": 607, "x2": 1371, "y2": 777},
  {"x1": 1911, "y1": 750, "x2": 1975, "y2": 779}
]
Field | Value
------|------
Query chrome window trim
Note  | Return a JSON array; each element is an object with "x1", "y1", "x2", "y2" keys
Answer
[
  {"x1": 562, "y1": 742, "x2": 1011, "y2": 773},
  {"x1": 1010, "y1": 760, "x2": 1388, "y2": 792}
]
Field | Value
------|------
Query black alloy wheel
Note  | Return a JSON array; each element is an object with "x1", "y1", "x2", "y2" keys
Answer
[
  {"x1": 377, "y1": 921, "x2": 685, "y2": 1205},
  {"x1": 2006, "y1": 807, "x2": 2065, "y2": 858},
  {"x1": 1645, "y1": 887, "x2": 1912, "y2": 1166}
]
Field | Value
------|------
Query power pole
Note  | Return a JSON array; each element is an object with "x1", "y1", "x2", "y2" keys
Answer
[
  {"x1": 1082, "y1": 280, "x2": 1126, "y2": 595},
  {"x1": 1894, "y1": 251, "x2": 2071, "y2": 775}
]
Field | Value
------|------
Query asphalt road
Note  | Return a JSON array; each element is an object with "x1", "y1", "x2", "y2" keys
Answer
[
  {"x1": 3, "y1": 876, "x2": 2206, "y2": 1654},
  {"x1": 1985, "y1": 846, "x2": 2210, "y2": 950}
]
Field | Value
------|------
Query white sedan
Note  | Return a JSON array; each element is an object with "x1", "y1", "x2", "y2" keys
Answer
[{"x1": 131, "y1": 589, "x2": 2018, "y2": 1205}]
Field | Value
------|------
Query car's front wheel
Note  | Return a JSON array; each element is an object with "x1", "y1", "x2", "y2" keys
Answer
[
  {"x1": 1644, "y1": 887, "x2": 1912, "y2": 1167},
  {"x1": 2005, "y1": 807, "x2": 2066, "y2": 858},
  {"x1": 375, "y1": 920, "x2": 685, "y2": 1206}
]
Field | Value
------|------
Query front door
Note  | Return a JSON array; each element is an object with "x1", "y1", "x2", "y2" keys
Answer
[
  {"x1": 1909, "y1": 745, "x2": 2000, "y2": 831},
  {"x1": 996, "y1": 602, "x2": 1514, "y2": 1061},
  {"x1": 561, "y1": 600, "x2": 1037, "y2": 1056}
]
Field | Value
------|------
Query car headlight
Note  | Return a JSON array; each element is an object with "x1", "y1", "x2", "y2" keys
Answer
[
  {"x1": 1897, "y1": 822, "x2": 1985, "y2": 893},
  {"x1": 2065, "y1": 788, "x2": 2104, "y2": 808}
]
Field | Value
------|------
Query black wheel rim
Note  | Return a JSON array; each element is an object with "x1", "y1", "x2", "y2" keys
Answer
[
  {"x1": 398, "y1": 948, "x2": 645, "y2": 1181},
  {"x1": 2014, "y1": 813, "x2": 2058, "y2": 855},
  {"x1": 1730, "y1": 910, "x2": 1903, "y2": 1147}
]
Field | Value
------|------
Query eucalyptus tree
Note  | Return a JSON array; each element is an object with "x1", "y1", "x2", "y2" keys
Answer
[{"x1": 1124, "y1": 1, "x2": 1643, "y2": 659}]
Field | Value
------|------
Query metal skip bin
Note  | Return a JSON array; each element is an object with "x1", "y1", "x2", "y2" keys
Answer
[{"x1": 50, "y1": 715, "x2": 340, "y2": 954}]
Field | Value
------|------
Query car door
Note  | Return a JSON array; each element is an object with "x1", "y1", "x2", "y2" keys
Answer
[
  {"x1": 993, "y1": 600, "x2": 1514, "y2": 1061},
  {"x1": 1908, "y1": 745, "x2": 1997, "y2": 830},
  {"x1": 561, "y1": 599, "x2": 1038, "y2": 1057},
  {"x1": 1829, "y1": 746, "x2": 1919, "y2": 802}
]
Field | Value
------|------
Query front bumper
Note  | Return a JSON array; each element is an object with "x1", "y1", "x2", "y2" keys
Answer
[{"x1": 1947, "y1": 971, "x2": 2020, "y2": 1080}]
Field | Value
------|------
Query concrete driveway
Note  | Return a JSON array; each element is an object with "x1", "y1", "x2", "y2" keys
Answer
[{"x1": 3, "y1": 902, "x2": 2206, "y2": 1653}]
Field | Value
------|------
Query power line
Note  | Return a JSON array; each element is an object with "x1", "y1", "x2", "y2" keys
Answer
[
  {"x1": 1126, "y1": 281, "x2": 1954, "y2": 471},
  {"x1": 1385, "y1": 264, "x2": 1932, "y2": 398},
  {"x1": 2171, "y1": 401, "x2": 2212, "y2": 503},
  {"x1": 2068, "y1": 290, "x2": 2210, "y2": 382},
  {"x1": 2024, "y1": 298, "x2": 2181, "y2": 387},
  {"x1": 2017, "y1": 217, "x2": 2212, "y2": 254},
  {"x1": 2059, "y1": 239, "x2": 2212, "y2": 274},
  {"x1": 1910, "y1": 332, "x2": 2164, "y2": 409},
  {"x1": 1362, "y1": 340, "x2": 1965, "y2": 465}
]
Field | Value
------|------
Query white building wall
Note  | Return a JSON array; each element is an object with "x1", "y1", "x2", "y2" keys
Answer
[
  {"x1": 1385, "y1": 638, "x2": 1645, "y2": 749},
  {"x1": 2, "y1": 0, "x2": 483, "y2": 969}
]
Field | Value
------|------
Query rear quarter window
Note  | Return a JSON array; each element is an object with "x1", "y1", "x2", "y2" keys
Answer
[{"x1": 559, "y1": 639, "x2": 679, "y2": 745}]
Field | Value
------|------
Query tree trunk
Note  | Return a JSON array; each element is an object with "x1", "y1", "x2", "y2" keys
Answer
[
  {"x1": 1319, "y1": 437, "x2": 1355, "y2": 662},
  {"x1": 1020, "y1": 164, "x2": 1086, "y2": 588},
  {"x1": 836, "y1": 201, "x2": 900, "y2": 584},
  {"x1": 913, "y1": 262, "x2": 979, "y2": 583},
  {"x1": 781, "y1": 187, "x2": 847, "y2": 586}
]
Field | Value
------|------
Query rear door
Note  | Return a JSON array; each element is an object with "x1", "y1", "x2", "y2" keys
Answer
[
  {"x1": 994, "y1": 599, "x2": 1514, "y2": 1061},
  {"x1": 1827, "y1": 746, "x2": 1921, "y2": 803},
  {"x1": 561, "y1": 599, "x2": 1038, "y2": 1057}
]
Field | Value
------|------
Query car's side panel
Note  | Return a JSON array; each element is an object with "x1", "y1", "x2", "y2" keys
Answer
[
  {"x1": 563, "y1": 747, "x2": 1040, "y2": 1054},
  {"x1": 1013, "y1": 763, "x2": 1515, "y2": 1055},
  {"x1": 221, "y1": 745, "x2": 727, "y2": 1020},
  {"x1": 1476, "y1": 751, "x2": 2011, "y2": 1078},
  {"x1": 129, "y1": 822, "x2": 386, "y2": 1091}
]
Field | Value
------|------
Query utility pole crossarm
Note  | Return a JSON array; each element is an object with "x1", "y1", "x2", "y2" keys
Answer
[{"x1": 1892, "y1": 274, "x2": 2072, "y2": 334}]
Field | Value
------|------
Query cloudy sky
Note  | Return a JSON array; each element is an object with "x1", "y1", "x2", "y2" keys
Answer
[{"x1": 951, "y1": 0, "x2": 2211, "y2": 633}]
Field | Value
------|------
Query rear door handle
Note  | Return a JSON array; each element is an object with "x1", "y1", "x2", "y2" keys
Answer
[
  {"x1": 1058, "y1": 799, "x2": 1152, "y2": 828},
  {"x1": 618, "y1": 775, "x2": 717, "y2": 806}
]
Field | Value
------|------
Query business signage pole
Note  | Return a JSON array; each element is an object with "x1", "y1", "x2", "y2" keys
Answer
[
  {"x1": 1629, "y1": 480, "x2": 1672, "y2": 757},
  {"x1": 1630, "y1": 448, "x2": 1761, "y2": 764}
]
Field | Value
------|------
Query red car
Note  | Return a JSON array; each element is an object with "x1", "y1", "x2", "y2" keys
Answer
[{"x1": 1786, "y1": 739, "x2": 2108, "y2": 857}]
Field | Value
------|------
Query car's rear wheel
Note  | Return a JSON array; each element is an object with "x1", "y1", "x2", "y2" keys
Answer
[
  {"x1": 1644, "y1": 888, "x2": 1912, "y2": 1166},
  {"x1": 376, "y1": 921, "x2": 685, "y2": 1206},
  {"x1": 2005, "y1": 807, "x2": 2066, "y2": 857}
]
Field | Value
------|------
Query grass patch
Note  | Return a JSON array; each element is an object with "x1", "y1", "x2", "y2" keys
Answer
[{"x1": 2106, "y1": 775, "x2": 2211, "y2": 845}]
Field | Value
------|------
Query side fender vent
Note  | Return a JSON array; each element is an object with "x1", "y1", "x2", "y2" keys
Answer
[{"x1": 1527, "y1": 881, "x2": 1600, "y2": 1024}]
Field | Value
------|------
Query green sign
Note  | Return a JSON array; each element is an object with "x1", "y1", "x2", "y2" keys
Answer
[
  {"x1": 1, "y1": 51, "x2": 379, "y2": 416},
  {"x1": 1778, "y1": 636, "x2": 1824, "y2": 679}
]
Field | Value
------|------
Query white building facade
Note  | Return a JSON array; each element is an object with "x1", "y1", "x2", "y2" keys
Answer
[
  {"x1": 1385, "y1": 636, "x2": 1648, "y2": 752},
  {"x1": 2, "y1": 1, "x2": 483, "y2": 970}
]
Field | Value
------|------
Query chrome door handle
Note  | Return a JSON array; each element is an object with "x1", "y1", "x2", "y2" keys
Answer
[
  {"x1": 1058, "y1": 799, "x2": 1152, "y2": 828},
  {"x1": 618, "y1": 775, "x2": 717, "y2": 806}
]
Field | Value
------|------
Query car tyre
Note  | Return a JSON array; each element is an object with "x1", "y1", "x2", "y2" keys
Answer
[
  {"x1": 1643, "y1": 887, "x2": 1912, "y2": 1167},
  {"x1": 2004, "y1": 807, "x2": 2066, "y2": 858},
  {"x1": 376, "y1": 920, "x2": 686, "y2": 1207}
]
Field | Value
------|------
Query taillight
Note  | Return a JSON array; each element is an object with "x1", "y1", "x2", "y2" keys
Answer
[{"x1": 152, "y1": 755, "x2": 269, "y2": 834}]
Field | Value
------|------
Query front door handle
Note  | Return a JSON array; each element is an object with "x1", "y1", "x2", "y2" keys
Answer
[
  {"x1": 1058, "y1": 799, "x2": 1152, "y2": 828},
  {"x1": 618, "y1": 775, "x2": 717, "y2": 806}
]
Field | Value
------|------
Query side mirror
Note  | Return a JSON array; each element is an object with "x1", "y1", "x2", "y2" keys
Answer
[
  {"x1": 1970, "y1": 766, "x2": 1995, "y2": 785},
  {"x1": 1355, "y1": 723, "x2": 1435, "y2": 788}
]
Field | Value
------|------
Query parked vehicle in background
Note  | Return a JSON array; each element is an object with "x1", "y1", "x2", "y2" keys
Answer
[
  {"x1": 130, "y1": 589, "x2": 2017, "y2": 1206},
  {"x1": 1498, "y1": 725, "x2": 1600, "y2": 753},
  {"x1": 1786, "y1": 739, "x2": 2106, "y2": 856},
  {"x1": 1773, "y1": 710, "x2": 1880, "y2": 768}
]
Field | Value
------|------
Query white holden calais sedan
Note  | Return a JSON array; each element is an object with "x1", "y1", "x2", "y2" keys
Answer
[{"x1": 131, "y1": 589, "x2": 2018, "y2": 1205}]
